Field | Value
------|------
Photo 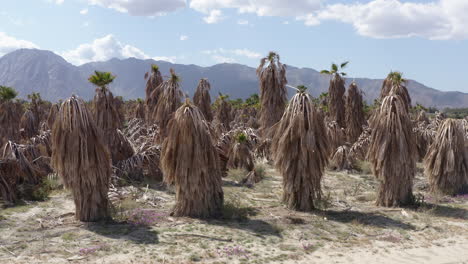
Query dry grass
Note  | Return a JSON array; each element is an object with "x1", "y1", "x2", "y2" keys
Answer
[{"x1": 1, "y1": 162, "x2": 467, "y2": 264}]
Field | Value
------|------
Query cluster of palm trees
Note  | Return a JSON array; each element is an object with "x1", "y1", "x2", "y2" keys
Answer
[{"x1": 1, "y1": 51, "x2": 467, "y2": 223}]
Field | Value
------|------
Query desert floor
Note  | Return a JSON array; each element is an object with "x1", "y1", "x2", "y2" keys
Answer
[{"x1": 1, "y1": 162, "x2": 467, "y2": 264}]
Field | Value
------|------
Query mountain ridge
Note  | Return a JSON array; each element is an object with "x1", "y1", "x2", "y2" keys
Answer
[{"x1": 1, "y1": 48, "x2": 467, "y2": 109}]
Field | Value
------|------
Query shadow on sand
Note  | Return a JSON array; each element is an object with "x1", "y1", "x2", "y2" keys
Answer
[
  {"x1": 314, "y1": 209, "x2": 416, "y2": 230},
  {"x1": 419, "y1": 203, "x2": 468, "y2": 220},
  {"x1": 85, "y1": 221, "x2": 159, "y2": 244}
]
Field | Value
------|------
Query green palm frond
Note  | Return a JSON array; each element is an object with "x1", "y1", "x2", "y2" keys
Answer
[
  {"x1": 296, "y1": 85, "x2": 308, "y2": 93},
  {"x1": 267, "y1": 51, "x2": 279, "y2": 62},
  {"x1": 320, "y1": 70, "x2": 331, "y2": 75},
  {"x1": 169, "y1": 68, "x2": 180, "y2": 83},
  {"x1": 0, "y1": 86, "x2": 18, "y2": 101},
  {"x1": 88, "y1": 71, "x2": 116, "y2": 88},
  {"x1": 388, "y1": 71, "x2": 406, "y2": 86},
  {"x1": 151, "y1": 64, "x2": 159, "y2": 72},
  {"x1": 331, "y1": 63, "x2": 339, "y2": 72},
  {"x1": 340, "y1": 61, "x2": 349, "y2": 69}
]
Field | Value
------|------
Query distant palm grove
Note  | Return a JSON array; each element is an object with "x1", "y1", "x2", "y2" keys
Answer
[{"x1": 1, "y1": 51, "x2": 467, "y2": 222}]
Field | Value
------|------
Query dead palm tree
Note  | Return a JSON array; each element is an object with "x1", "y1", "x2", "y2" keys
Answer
[
  {"x1": 133, "y1": 98, "x2": 145, "y2": 119},
  {"x1": 161, "y1": 100, "x2": 223, "y2": 218},
  {"x1": 256, "y1": 52, "x2": 287, "y2": 134},
  {"x1": 380, "y1": 71, "x2": 411, "y2": 109},
  {"x1": 345, "y1": 82, "x2": 366, "y2": 143},
  {"x1": 51, "y1": 96, "x2": 111, "y2": 222},
  {"x1": 367, "y1": 93, "x2": 417, "y2": 207},
  {"x1": 271, "y1": 86, "x2": 330, "y2": 211},
  {"x1": 213, "y1": 93, "x2": 232, "y2": 133},
  {"x1": 145, "y1": 64, "x2": 164, "y2": 122},
  {"x1": 321, "y1": 62, "x2": 348, "y2": 128},
  {"x1": 424, "y1": 119, "x2": 468, "y2": 195},
  {"x1": 20, "y1": 110, "x2": 38, "y2": 140},
  {"x1": 193, "y1": 78, "x2": 213, "y2": 122},
  {"x1": 27, "y1": 92, "x2": 46, "y2": 128},
  {"x1": 151, "y1": 68, "x2": 183, "y2": 139},
  {"x1": 46, "y1": 103, "x2": 60, "y2": 130},
  {"x1": 227, "y1": 132, "x2": 254, "y2": 171},
  {"x1": 0, "y1": 86, "x2": 22, "y2": 147},
  {"x1": 89, "y1": 71, "x2": 134, "y2": 163}
]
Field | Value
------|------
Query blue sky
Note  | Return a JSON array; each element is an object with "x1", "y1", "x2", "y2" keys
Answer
[{"x1": 0, "y1": 0, "x2": 467, "y2": 92}]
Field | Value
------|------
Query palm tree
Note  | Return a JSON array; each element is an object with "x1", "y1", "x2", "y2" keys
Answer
[
  {"x1": 368, "y1": 92, "x2": 417, "y2": 207},
  {"x1": 145, "y1": 64, "x2": 164, "y2": 122},
  {"x1": 345, "y1": 82, "x2": 366, "y2": 143},
  {"x1": 424, "y1": 119, "x2": 468, "y2": 195},
  {"x1": 46, "y1": 103, "x2": 60, "y2": 130},
  {"x1": 150, "y1": 68, "x2": 183, "y2": 139},
  {"x1": 256, "y1": 51, "x2": 287, "y2": 134},
  {"x1": 161, "y1": 100, "x2": 223, "y2": 218},
  {"x1": 321, "y1": 62, "x2": 348, "y2": 128},
  {"x1": 89, "y1": 71, "x2": 134, "y2": 164},
  {"x1": 380, "y1": 71, "x2": 411, "y2": 109},
  {"x1": 133, "y1": 98, "x2": 145, "y2": 119},
  {"x1": 213, "y1": 93, "x2": 232, "y2": 133},
  {"x1": 193, "y1": 78, "x2": 213, "y2": 122},
  {"x1": 20, "y1": 110, "x2": 38, "y2": 139},
  {"x1": 0, "y1": 86, "x2": 22, "y2": 147},
  {"x1": 51, "y1": 96, "x2": 111, "y2": 222},
  {"x1": 88, "y1": 71, "x2": 116, "y2": 92},
  {"x1": 227, "y1": 132, "x2": 254, "y2": 172},
  {"x1": 271, "y1": 85, "x2": 330, "y2": 211}
]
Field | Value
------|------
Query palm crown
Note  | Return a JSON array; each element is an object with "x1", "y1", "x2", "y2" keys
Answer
[
  {"x1": 320, "y1": 61, "x2": 349, "y2": 77},
  {"x1": 88, "y1": 71, "x2": 116, "y2": 91},
  {"x1": 387, "y1": 71, "x2": 406, "y2": 86}
]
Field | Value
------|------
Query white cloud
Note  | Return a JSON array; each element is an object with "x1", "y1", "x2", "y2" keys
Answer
[
  {"x1": 179, "y1": 35, "x2": 189, "y2": 41},
  {"x1": 48, "y1": 0, "x2": 64, "y2": 4},
  {"x1": 237, "y1": 19, "x2": 249, "y2": 25},
  {"x1": 153, "y1": 56, "x2": 176, "y2": 63},
  {"x1": 80, "y1": 8, "x2": 89, "y2": 15},
  {"x1": 203, "y1": 9, "x2": 223, "y2": 24},
  {"x1": 0, "y1": 32, "x2": 39, "y2": 56},
  {"x1": 203, "y1": 48, "x2": 261, "y2": 63},
  {"x1": 61, "y1": 34, "x2": 175, "y2": 65},
  {"x1": 87, "y1": 0, "x2": 185, "y2": 16},
  {"x1": 305, "y1": 0, "x2": 468, "y2": 40},
  {"x1": 190, "y1": 0, "x2": 323, "y2": 17},
  {"x1": 211, "y1": 55, "x2": 236, "y2": 63}
]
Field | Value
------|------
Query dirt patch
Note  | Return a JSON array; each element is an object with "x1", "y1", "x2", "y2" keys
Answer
[{"x1": 1, "y1": 163, "x2": 467, "y2": 263}]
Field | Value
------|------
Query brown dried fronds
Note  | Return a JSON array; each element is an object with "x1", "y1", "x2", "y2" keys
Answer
[
  {"x1": 193, "y1": 78, "x2": 213, "y2": 122},
  {"x1": 271, "y1": 90, "x2": 330, "y2": 211},
  {"x1": 345, "y1": 82, "x2": 366, "y2": 143},
  {"x1": 51, "y1": 96, "x2": 111, "y2": 222},
  {"x1": 367, "y1": 94, "x2": 417, "y2": 207},
  {"x1": 424, "y1": 119, "x2": 468, "y2": 195},
  {"x1": 257, "y1": 52, "x2": 287, "y2": 133},
  {"x1": 161, "y1": 101, "x2": 223, "y2": 218}
]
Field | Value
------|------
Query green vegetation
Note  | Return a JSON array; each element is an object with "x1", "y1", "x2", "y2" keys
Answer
[{"x1": 0, "y1": 86, "x2": 18, "y2": 101}]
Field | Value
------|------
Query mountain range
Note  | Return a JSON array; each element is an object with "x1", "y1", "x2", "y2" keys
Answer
[{"x1": 0, "y1": 49, "x2": 467, "y2": 109}]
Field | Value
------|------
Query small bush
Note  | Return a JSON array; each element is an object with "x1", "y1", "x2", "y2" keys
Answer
[{"x1": 222, "y1": 194, "x2": 257, "y2": 221}]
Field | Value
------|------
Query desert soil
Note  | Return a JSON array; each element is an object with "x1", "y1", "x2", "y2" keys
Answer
[{"x1": 1, "y1": 162, "x2": 467, "y2": 264}]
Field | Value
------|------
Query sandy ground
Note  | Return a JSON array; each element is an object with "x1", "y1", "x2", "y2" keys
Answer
[{"x1": 0, "y1": 163, "x2": 467, "y2": 264}]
